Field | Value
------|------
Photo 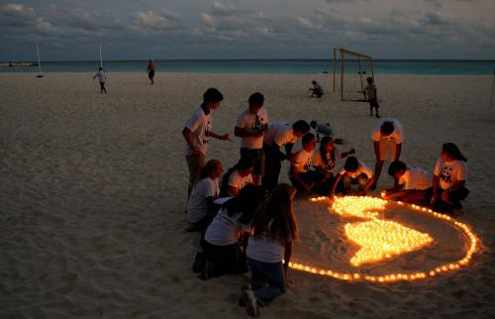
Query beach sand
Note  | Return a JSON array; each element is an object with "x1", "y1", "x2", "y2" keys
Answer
[{"x1": 1, "y1": 72, "x2": 494, "y2": 318}]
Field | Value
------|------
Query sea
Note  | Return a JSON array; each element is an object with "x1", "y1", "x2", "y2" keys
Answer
[{"x1": 1, "y1": 59, "x2": 494, "y2": 75}]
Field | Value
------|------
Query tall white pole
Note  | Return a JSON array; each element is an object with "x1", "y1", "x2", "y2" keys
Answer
[
  {"x1": 99, "y1": 44, "x2": 103, "y2": 68},
  {"x1": 36, "y1": 43, "x2": 42, "y2": 74}
]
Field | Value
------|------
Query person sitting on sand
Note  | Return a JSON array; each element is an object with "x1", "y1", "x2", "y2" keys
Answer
[
  {"x1": 382, "y1": 160, "x2": 432, "y2": 205},
  {"x1": 234, "y1": 92, "x2": 269, "y2": 186},
  {"x1": 431, "y1": 143, "x2": 469, "y2": 215},
  {"x1": 330, "y1": 156, "x2": 374, "y2": 197},
  {"x1": 186, "y1": 159, "x2": 223, "y2": 232},
  {"x1": 262, "y1": 120, "x2": 311, "y2": 190},
  {"x1": 147, "y1": 59, "x2": 156, "y2": 85},
  {"x1": 309, "y1": 80, "x2": 323, "y2": 98},
  {"x1": 364, "y1": 77, "x2": 380, "y2": 118},
  {"x1": 289, "y1": 133, "x2": 321, "y2": 195},
  {"x1": 93, "y1": 67, "x2": 107, "y2": 94},
  {"x1": 371, "y1": 118, "x2": 404, "y2": 189},
  {"x1": 220, "y1": 157, "x2": 255, "y2": 197},
  {"x1": 201, "y1": 185, "x2": 266, "y2": 280},
  {"x1": 183, "y1": 88, "x2": 230, "y2": 197},
  {"x1": 241, "y1": 184, "x2": 298, "y2": 317},
  {"x1": 312, "y1": 136, "x2": 355, "y2": 190}
]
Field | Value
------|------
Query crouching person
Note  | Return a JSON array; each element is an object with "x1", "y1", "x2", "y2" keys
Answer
[
  {"x1": 289, "y1": 133, "x2": 321, "y2": 195},
  {"x1": 431, "y1": 143, "x2": 469, "y2": 215},
  {"x1": 330, "y1": 156, "x2": 374, "y2": 197},
  {"x1": 201, "y1": 185, "x2": 266, "y2": 280},
  {"x1": 240, "y1": 184, "x2": 298, "y2": 317},
  {"x1": 382, "y1": 160, "x2": 432, "y2": 205}
]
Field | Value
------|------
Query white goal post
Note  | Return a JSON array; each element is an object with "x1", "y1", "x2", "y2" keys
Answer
[{"x1": 332, "y1": 48, "x2": 375, "y2": 102}]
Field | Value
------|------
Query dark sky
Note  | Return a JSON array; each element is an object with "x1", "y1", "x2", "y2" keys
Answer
[{"x1": 1, "y1": 0, "x2": 494, "y2": 61}]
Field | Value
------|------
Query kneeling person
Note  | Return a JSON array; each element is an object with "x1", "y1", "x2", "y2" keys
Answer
[
  {"x1": 330, "y1": 156, "x2": 373, "y2": 197},
  {"x1": 289, "y1": 133, "x2": 321, "y2": 195},
  {"x1": 220, "y1": 157, "x2": 255, "y2": 197},
  {"x1": 383, "y1": 160, "x2": 432, "y2": 204}
]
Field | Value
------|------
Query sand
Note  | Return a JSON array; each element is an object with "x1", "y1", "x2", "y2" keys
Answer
[{"x1": 0, "y1": 72, "x2": 494, "y2": 319}]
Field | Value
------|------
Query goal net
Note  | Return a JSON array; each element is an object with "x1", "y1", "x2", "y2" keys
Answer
[{"x1": 333, "y1": 48, "x2": 374, "y2": 102}]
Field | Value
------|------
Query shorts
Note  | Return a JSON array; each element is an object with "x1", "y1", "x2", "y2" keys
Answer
[
  {"x1": 378, "y1": 140, "x2": 398, "y2": 162},
  {"x1": 240, "y1": 148, "x2": 265, "y2": 176},
  {"x1": 369, "y1": 98, "x2": 379, "y2": 108},
  {"x1": 148, "y1": 70, "x2": 155, "y2": 79}
]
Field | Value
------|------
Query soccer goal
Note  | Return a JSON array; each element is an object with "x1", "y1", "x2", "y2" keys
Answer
[{"x1": 332, "y1": 48, "x2": 374, "y2": 102}]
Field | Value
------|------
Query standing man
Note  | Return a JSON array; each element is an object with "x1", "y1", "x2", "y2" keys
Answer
[
  {"x1": 93, "y1": 67, "x2": 107, "y2": 94},
  {"x1": 371, "y1": 118, "x2": 403, "y2": 189},
  {"x1": 183, "y1": 88, "x2": 230, "y2": 196},
  {"x1": 147, "y1": 59, "x2": 156, "y2": 85},
  {"x1": 262, "y1": 120, "x2": 311, "y2": 190},
  {"x1": 234, "y1": 92, "x2": 268, "y2": 185}
]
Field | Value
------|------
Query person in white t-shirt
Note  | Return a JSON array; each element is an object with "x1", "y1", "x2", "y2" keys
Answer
[
  {"x1": 241, "y1": 184, "x2": 298, "y2": 316},
  {"x1": 93, "y1": 67, "x2": 107, "y2": 94},
  {"x1": 312, "y1": 136, "x2": 355, "y2": 178},
  {"x1": 371, "y1": 118, "x2": 404, "y2": 189},
  {"x1": 330, "y1": 156, "x2": 374, "y2": 197},
  {"x1": 431, "y1": 143, "x2": 469, "y2": 215},
  {"x1": 364, "y1": 77, "x2": 380, "y2": 118},
  {"x1": 183, "y1": 88, "x2": 230, "y2": 197},
  {"x1": 382, "y1": 160, "x2": 432, "y2": 204},
  {"x1": 289, "y1": 133, "x2": 321, "y2": 194},
  {"x1": 186, "y1": 159, "x2": 223, "y2": 231},
  {"x1": 234, "y1": 92, "x2": 269, "y2": 185},
  {"x1": 262, "y1": 120, "x2": 311, "y2": 190},
  {"x1": 220, "y1": 157, "x2": 255, "y2": 197},
  {"x1": 200, "y1": 185, "x2": 265, "y2": 280}
]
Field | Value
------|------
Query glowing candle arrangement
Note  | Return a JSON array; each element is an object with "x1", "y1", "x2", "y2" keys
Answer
[{"x1": 293, "y1": 196, "x2": 480, "y2": 283}]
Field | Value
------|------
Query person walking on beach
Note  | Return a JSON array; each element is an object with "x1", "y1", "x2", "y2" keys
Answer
[
  {"x1": 364, "y1": 77, "x2": 380, "y2": 118},
  {"x1": 371, "y1": 118, "x2": 403, "y2": 189},
  {"x1": 183, "y1": 88, "x2": 230, "y2": 196},
  {"x1": 93, "y1": 67, "x2": 107, "y2": 94},
  {"x1": 147, "y1": 59, "x2": 156, "y2": 85}
]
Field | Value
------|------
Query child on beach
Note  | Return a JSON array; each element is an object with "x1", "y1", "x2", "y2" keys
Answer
[
  {"x1": 312, "y1": 136, "x2": 355, "y2": 191},
  {"x1": 309, "y1": 80, "x2": 323, "y2": 98},
  {"x1": 220, "y1": 157, "x2": 255, "y2": 197},
  {"x1": 93, "y1": 67, "x2": 107, "y2": 94},
  {"x1": 147, "y1": 59, "x2": 156, "y2": 85},
  {"x1": 371, "y1": 118, "x2": 404, "y2": 189},
  {"x1": 364, "y1": 77, "x2": 380, "y2": 118},
  {"x1": 330, "y1": 156, "x2": 374, "y2": 197},
  {"x1": 241, "y1": 184, "x2": 298, "y2": 317},
  {"x1": 186, "y1": 160, "x2": 223, "y2": 232},
  {"x1": 431, "y1": 143, "x2": 469, "y2": 215},
  {"x1": 183, "y1": 88, "x2": 230, "y2": 196},
  {"x1": 201, "y1": 185, "x2": 266, "y2": 280},
  {"x1": 382, "y1": 160, "x2": 432, "y2": 205},
  {"x1": 289, "y1": 133, "x2": 320, "y2": 195},
  {"x1": 235, "y1": 92, "x2": 269, "y2": 185},
  {"x1": 262, "y1": 120, "x2": 311, "y2": 190}
]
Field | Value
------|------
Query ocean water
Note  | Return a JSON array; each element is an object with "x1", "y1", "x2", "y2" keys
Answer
[{"x1": 1, "y1": 59, "x2": 494, "y2": 75}]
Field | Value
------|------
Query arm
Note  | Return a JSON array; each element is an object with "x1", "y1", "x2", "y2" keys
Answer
[
  {"x1": 284, "y1": 143, "x2": 294, "y2": 157},
  {"x1": 394, "y1": 143, "x2": 402, "y2": 161},
  {"x1": 330, "y1": 173, "x2": 343, "y2": 197},
  {"x1": 340, "y1": 148, "x2": 355, "y2": 159},
  {"x1": 207, "y1": 130, "x2": 230, "y2": 141},
  {"x1": 283, "y1": 241, "x2": 293, "y2": 277},
  {"x1": 431, "y1": 175, "x2": 441, "y2": 204},
  {"x1": 182, "y1": 127, "x2": 200, "y2": 155}
]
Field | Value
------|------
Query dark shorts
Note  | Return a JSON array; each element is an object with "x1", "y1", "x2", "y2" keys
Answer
[
  {"x1": 369, "y1": 98, "x2": 379, "y2": 108},
  {"x1": 148, "y1": 70, "x2": 155, "y2": 79},
  {"x1": 240, "y1": 148, "x2": 265, "y2": 176}
]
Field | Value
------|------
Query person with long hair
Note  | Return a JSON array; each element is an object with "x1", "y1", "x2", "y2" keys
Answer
[
  {"x1": 241, "y1": 184, "x2": 298, "y2": 317},
  {"x1": 312, "y1": 136, "x2": 355, "y2": 193},
  {"x1": 201, "y1": 185, "x2": 266, "y2": 280},
  {"x1": 186, "y1": 159, "x2": 223, "y2": 231},
  {"x1": 431, "y1": 143, "x2": 469, "y2": 215}
]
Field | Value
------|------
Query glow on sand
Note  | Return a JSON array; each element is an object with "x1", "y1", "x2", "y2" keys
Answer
[{"x1": 288, "y1": 196, "x2": 479, "y2": 283}]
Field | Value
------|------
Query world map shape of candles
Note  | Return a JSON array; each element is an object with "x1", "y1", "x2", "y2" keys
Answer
[
  {"x1": 291, "y1": 196, "x2": 480, "y2": 283},
  {"x1": 333, "y1": 196, "x2": 433, "y2": 266}
]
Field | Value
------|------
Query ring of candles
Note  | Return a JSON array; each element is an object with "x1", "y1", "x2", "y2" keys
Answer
[{"x1": 288, "y1": 196, "x2": 480, "y2": 283}]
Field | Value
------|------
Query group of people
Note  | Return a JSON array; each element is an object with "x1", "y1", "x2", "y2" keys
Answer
[
  {"x1": 92, "y1": 59, "x2": 157, "y2": 94},
  {"x1": 182, "y1": 88, "x2": 469, "y2": 317}
]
